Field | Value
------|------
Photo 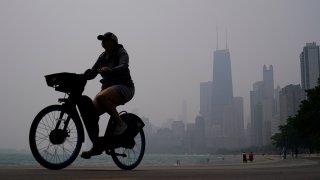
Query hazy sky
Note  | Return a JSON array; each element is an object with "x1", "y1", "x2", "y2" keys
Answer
[{"x1": 0, "y1": 0, "x2": 319, "y2": 150}]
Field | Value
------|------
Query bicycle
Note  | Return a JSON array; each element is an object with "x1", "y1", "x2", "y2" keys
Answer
[{"x1": 29, "y1": 72, "x2": 145, "y2": 170}]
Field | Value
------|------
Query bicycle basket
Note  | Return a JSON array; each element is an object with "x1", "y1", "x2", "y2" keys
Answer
[{"x1": 45, "y1": 72, "x2": 87, "y2": 94}]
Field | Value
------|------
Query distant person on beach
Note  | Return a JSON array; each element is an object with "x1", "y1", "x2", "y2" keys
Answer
[
  {"x1": 176, "y1": 160, "x2": 181, "y2": 166},
  {"x1": 248, "y1": 152, "x2": 254, "y2": 162},
  {"x1": 282, "y1": 148, "x2": 287, "y2": 159},
  {"x1": 242, "y1": 152, "x2": 247, "y2": 163}
]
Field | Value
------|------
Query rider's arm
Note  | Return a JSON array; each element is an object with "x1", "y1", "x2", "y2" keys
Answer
[
  {"x1": 84, "y1": 54, "x2": 103, "y2": 80},
  {"x1": 110, "y1": 50, "x2": 129, "y2": 74}
]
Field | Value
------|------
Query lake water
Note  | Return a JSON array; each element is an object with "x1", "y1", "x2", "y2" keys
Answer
[{"x1": 0, "y1": 152, "x2": 243, "y2": 167}]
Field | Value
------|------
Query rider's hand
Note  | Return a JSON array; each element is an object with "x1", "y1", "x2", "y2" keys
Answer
[
  {"x1": 98, "y1": 67, "x2": 112, "y2": 75},
  {"x1": 83, "y1": 69, "x2": 98, "y2": 80}
]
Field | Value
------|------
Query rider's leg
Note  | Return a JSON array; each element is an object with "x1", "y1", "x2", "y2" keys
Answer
[
  {"x1": 83, "y1": 115, "x2": 100, "y2": 145},
  {"x1": 93, "y1": 87, "x2": 127, "y2": 135},
  {"x1": 80, "y1": 116, "x2": 103, "y2": 159},
  {"x1": 81, "y1": 87, "x2": 128, "y2": 159},
  {"x1": 81, "y1": 87, "x2": 129, "y2": 159},
  {"x1": 77, "y1": 97, "x2": 100, "y2": 147}
]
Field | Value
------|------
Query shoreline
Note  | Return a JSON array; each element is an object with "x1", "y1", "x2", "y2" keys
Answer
[
  {"x1": 1, "y1": 154, "x2": 315, "y2": 169},
  {"x1": 0, "y1": 153, "x2": 280, "y2": 166},
  {"x1": 0, "y1": 157, "x2": 319, "y2": 180},
  {"x1": 1, "y1": 152, "x2": 318, "y2": 169}
]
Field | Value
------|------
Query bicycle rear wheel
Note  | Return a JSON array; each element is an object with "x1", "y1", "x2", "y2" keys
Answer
[
  {"x1": 111, "y1": 129, "x2": 145, "y2": 170},
  {"x1": 29, "y1": 105, "x2": 83, "y2": 170}
]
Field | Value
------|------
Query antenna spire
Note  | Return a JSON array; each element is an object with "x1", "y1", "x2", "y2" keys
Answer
[
  {"x1": 216, "y1": 26, "x2": 219, "y2": 50},
  {"x1": 226, "y1": 28, "x2": 228, "y2": 49}
]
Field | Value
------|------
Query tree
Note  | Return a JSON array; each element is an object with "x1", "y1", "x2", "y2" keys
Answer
[
  {"x1": 271, "y1": 117, "x2": 302, "y2": 151},
  {"x1": 272, "y1": 79, "x2": 320, "y2": 152}
]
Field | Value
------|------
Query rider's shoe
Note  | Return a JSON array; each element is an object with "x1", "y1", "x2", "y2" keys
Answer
[
  {"x1": 80, "y1": 146, "x2": 103, "y2": 159},
  {"x1": 113, "y1": 122, "x2": 128, "y2": 136}
]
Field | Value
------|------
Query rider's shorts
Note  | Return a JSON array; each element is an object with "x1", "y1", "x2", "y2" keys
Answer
[{"x1": 112, "y1": 85, "x2": 135, "y2": 105}]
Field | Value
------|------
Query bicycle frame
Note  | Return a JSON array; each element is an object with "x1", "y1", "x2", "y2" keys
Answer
[
  {"x1": 56, "y1": 96, "x2": 86, "y2": 143},
  {"x1": 56, "y1": 93, "x2": 120, "y2": 148}
]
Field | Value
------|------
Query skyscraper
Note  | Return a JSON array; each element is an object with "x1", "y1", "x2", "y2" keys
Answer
[
  {"x1": 250, "y1": 65, "x2": 275, "y2": 146},
  {"x1": 300, "y1": 42, "x2": 320, "y2": 91},
  {"x1": 279, "y1": 84, "x2": 305, "y2": 125},
  {"x1": 194, "y1": 115, "x2": 205, "y2": 152},
  {"x1": 263, "y1": 65, "x2": 274, "y2": 99},
  {"x1": 250, "y1": 81, "x2": 264, "y2": 146},
  {"x1": 212, "y1": 49, "x2": 233, "y2": 125},
  {"x1": 262, "y1": 65, "x2": 273, "y2": 145},
  {"x1": 200, "y1": 43, "x2": 244, "y2": 149},
  {"x1": 200, "y1": 81, "x2": 212, "y2": 123}
]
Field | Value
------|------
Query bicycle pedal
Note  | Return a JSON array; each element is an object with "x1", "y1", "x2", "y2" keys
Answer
[{"x1": 115, "y1": 153, "x2": 127, "y2": 157}]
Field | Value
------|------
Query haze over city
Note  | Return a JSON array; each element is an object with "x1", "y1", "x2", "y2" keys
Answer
[{"x1": 0, "y1": 0, "x2": 319, "y2": 150}]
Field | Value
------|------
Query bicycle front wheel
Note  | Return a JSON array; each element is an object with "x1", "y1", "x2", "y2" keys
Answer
[
  {"x1": 29, "y1": 105, "x2": 83, "y2": 170},
  {"x1": 111, "y1": 129, "x2": 145, "y2": 170}
]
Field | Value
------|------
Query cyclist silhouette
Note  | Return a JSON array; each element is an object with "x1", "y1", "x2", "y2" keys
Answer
[{"x1": 81, "y1": 32, "x2": 135, "y2": 159}]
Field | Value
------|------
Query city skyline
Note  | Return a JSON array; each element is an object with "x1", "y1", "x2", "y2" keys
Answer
[{"x1": 144, "y1": 41, "x2": 319, "y2": 151}]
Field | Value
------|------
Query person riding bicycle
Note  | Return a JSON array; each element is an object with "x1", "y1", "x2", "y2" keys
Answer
[{"x1": 81, "y1": 32, "x2": 135, "y2": 159}]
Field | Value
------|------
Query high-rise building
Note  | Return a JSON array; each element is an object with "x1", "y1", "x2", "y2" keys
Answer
[
  {"x1": 262, "y1": 65, "x2": 273, "y2": 145},
  {"x1": 194, "y1": 115, "x2": 205, "y2": 152},
  {"x1": 233, "y1": 97, "x2": 244, "y2": 140},
  {"x1": 250, "y1": 65, "x2": 275, "y2": 146},
  {"x1": 212, "y1": 49, "x2": 233, "y2": 125},
  {"x1": 200, "y1": 46, "x2": 244, "y2": 149},
  {"x1": 250, "y1": 81, "x2": 264, "y2": 146},
  {"x1": 279, "y1": 84, "x2": 305, "y2": 125},
  {"x1": 199, "y1": 81, "x2": 212, "y2": 124},
  {"x1": 263, "y1": 65, "x2": 274, "y2": 99},
  {"x1": 221, "y1": 97, "x2": 245, "y2": 148},
  {"x1": 271, "y1": 86, "x2": 281, "y2": 136},
  {"x1": 300, "y1": 42, "x2": 320, "y2": 91}
]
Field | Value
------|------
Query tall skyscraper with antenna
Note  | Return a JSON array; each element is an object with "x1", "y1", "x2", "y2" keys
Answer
[
  {"x1": 200, "y1": 30, "x2": 244, "y2": 148},
  {"x1": 207, "y1": 28, "x2": 233, "y2": 125},
  {"x1": 211, "y1": 49, "x2": 233, "y2": 125}
]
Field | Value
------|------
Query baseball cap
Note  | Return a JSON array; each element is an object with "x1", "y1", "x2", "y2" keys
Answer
[{"x1": 97, "y1": 32, "x2": 118, "y2": 44}]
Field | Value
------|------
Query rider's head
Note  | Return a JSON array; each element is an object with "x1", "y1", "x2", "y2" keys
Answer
[{"x1": 97, "y1": 32, "x2": 118, "y2": 51}]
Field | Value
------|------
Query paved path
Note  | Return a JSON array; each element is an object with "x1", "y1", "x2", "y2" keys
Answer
[{"x1": 0, "y1": 158, "x2": 319, "y2": 180}]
